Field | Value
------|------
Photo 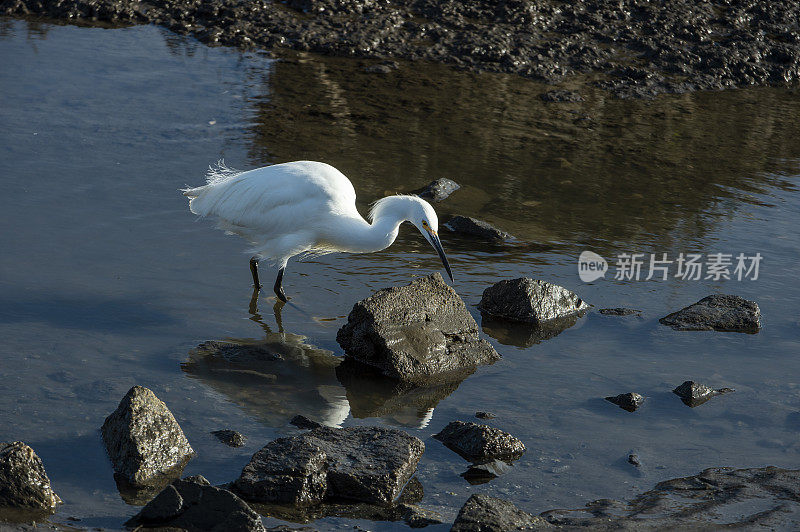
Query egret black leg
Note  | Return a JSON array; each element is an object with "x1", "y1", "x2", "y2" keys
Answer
[
  {"x1": 273, "y1": 267, "x2": 288, "y2": 302},
  {"x1": 249, "y1": 257, "x2": 261, "y2": 289}
]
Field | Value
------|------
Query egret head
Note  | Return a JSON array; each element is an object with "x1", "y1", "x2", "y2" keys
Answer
[{"x1": 409, "y1": 198, "x2": 454, "y2": 282}]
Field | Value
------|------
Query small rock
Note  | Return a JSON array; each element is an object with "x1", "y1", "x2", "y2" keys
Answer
[
  {"x1": 235, "y1": 426, "x2": 424, "y2": 506},
  {"x1": 461, "y1": 459, "x2": 511, "y2": 484},
  {"x1": 411, "y1": 178, "x2": 461, "y2": 202},
  {"x1": 605, "y1": 392, "x2": 645, "y2": 412},
  {"x1": 479, "y1": 277, "x2": 589, "y2": 324},
  {"x1": 290, "y1": 415, "x2": 324, "y2": 430},
  {"x1": 659, "y1": 294, "x2": 761, "y2": 332},
  {"x1": 434, "y1": 421, "x2": 525, "y2": 462},
  {"x1": 0, "y1": 442, "x2": 62, "y2": 511},
  {"x1": 101, "y1": 386, "x2": 194, "y2": 487},
  {"x1": 475, "y1": 411, "x2": 496, "y2": 419},
  {"x1": 212, "y1": 429, "x2": 247, "y2": 447},
  {"x1": 540, "y1": 89, "x2": 584, "y2": 102},
  {"x1": 399, "y1": 503, "x2": 445, "y2": 528},
  {"x1": 443, "y1": 215, "x2": 513, "y2": 241},
  {"x1": 672, "y1": 381, "x2": 734, "y2": 407},
  {"x1": 599, "y1": 308, "x2": 641, "y2": 316},
  {"x1": 336, "y1": 273, "x2": 500, "y2": 383},
  {"x1": 364, "y1": 60, "x2": 399, "y2": 73},
  {"x1": 452, "y1": 494, "x2": 549, "y2": 531},
  {"x1": 126, "y1": 476, "x2": 265, "y2": 531},
  {"x1": 628, "y1": 454, "x2": 641, "y2": 467}
]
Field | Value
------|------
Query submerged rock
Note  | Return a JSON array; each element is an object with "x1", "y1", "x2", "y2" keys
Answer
[
  {"x1": 336, "y1": 273, "x2": 499, "y2": 383},
  {"x1": 673, "y1": 381, "x2": 734, "y2": 407},
  {"x1": 540, "y1": 89, "x2": 584, "y2": 102},
  {"x1": 235, "y1": 426, "x2": 424, "y2": 506},
  {"x1": 434, "y1": 421, "x2": 525, "y2": 463},
  {"x1": 126, "y1": 475, "x2": 265, "y2": 531},
  {"x1": 479, "y1": 278, "x2": 589, "y2": 324},
  {"x1": 599, "y1": 307, "x2": 641, "y2": 316},
  {"x1": 0, "y1": 442, "x2": 61, "y2": 511},
  {"x1": 659, "y1": 294, "x2": 761, "y2": 332},
  {"x1": 101, "y1": 386, "x2": 194, "y2": 487},
  {"x1": 399, "y1": 503, "x2": 445, "y2": 528},
  {"x1": 475, "y1": 411, "x2": 496, "y2": 420},
  {"x1": 443, "y1": 215, "x2": 513, "y2": 241},
  {"x1": 411, "y1": 178, "x2": 460, "y2": 202},
  {"x1": 605, "y1": 392, "x2": 645, "y2": 412},
  {"x1": 212, "y1": 429, "x2": 247, "y2": 448},
  {"x1": 452, "y1": 494, "x2": 549, "y2": 531}
]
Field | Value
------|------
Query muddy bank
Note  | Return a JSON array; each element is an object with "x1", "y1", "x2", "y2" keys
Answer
[{"x1": 4, "y1": 0, "x2": 800, "y2": 97}]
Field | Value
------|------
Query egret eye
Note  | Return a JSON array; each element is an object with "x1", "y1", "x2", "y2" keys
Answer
[{"x1": 422, "y1": 220, "x2": 429, "y2": 228}]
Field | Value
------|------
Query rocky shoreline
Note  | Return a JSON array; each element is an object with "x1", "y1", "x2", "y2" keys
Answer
[{"x1": 3, "y1": 0, "x2": 800, "y2": 98}]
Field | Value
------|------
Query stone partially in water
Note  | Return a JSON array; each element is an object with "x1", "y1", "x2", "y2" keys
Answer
[
  {"x1": 212, "y1": 429, "x2": 247, "y2": 448},
  {"x1": 336, "y1": 273, "x2": 499, "y2": 383},
  {"x1": 235, "y1": 426, "x2": 424, "y2": 506},
  {"x1": 126, "y1": 476, "x2": 265, "y2": 531},
  {"x1": 599, "y1": 307, "x2": 641, "y2": 316},
  {"x1": 411, "y1": 178, "x2": 460, "y2": 202},
  {"x1": 0, "y1": 442, "x2": 61, "y2": 511},
  {"x1": 452, "y1": 494, "x2": 549, "y2": 531},
  {"x1": 605, "y1": 392, "x2": 645, "y2": 412},
  {"x1": 673, "y1": 381, "x2": 734, "y2": 407},
  {"x1": 101, "y1": 386, "x2": 194, "y2": 487},
  {"x1": 290, "y1": 415, "x2": 324, "y2": 430},
  {"x1": 479, "y1": 278, "x2": 589, "y2": 324},
  {"x1": 659, "y1": 294, "x2": 761, "y2": 332},
  {"x1": 443, "y1": 215, "x2": 513, "y2": 241},
  {"x1": 434, "y1": 421, "x2": 525, "y2": 463},
  {"x1": 461, "y1": 459, "x2": 511, "y2": 485}
]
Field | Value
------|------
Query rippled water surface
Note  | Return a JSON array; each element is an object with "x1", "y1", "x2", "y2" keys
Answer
[{"x1": 1, "y1": 17, "x2": 800, "y2": 530}]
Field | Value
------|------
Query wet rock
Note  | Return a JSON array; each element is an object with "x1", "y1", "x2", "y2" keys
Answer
[
  {"x1": 673, "y1": 381, "x2": 734, "y2": 407},
  {"x1": 126, "y1": 475, "x2": 265, "y2": 531},
  {"x1": 399, "y1": 503, "x2": 444, "y2": 528},
  {"x1": 434, "y1": 421, "x2": 525, "y2": 463},
  {"x1": 452, "y1": 494, "x2": 549, "y2": 531},
  {"x1": 364, "y1": 60, "x2": 399, "y2": 74},
  {"x1": 475, "y1": 411, "x2": 496, "y2": 419},
  {"x1": 212, "y1": 429, "x2": 247, "y2": 447},
  {"x1": 443, "y1": 215, "x2": 512, "y2": 241},
  {"x1": 461, "y1": 459, "x2": 511, "y2": 485},
  {"x1": 235, "y1": 426, "x2": 424, "y2": 506},
  {"x1": 599, "y1": 307, "x2": 641, "y2": 316},
  {"x1": 0, "y1": 442, "x2": 61, "y2": 511},
  {"x1": 479, "y1": 278, "x2": 589, "y2": 325},
  {"x1": 411, "y1": 178, "x2": 460, "y2": 202},
  {"x1": 336, "y1": 273, "x2": 499, "y2": 384},
  {"x1": 290, "y1": 415, "x2": 324, "y2": 430},
  {"x1": 659, "y1": 294, "x2": 761, "y2": 332},
  {"x1": 540, "y1": 89, "x2": 584, "y2": 102},
  {"x1": 628, "y1": 453, "x2": 641, "y2": 467},
  {"x1": 397, "y1": 476, "x2": 424, "y2": 505},
  {"x1": 101, "y1": 385, "x2": 194, "y2": 487},
  {"x1": 605, "y1": 392, "x2": 645, "y2": 412}
]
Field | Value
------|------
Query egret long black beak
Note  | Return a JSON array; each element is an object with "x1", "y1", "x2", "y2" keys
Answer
[{"x1": 427, "y1": 230, "x2": 453, "y2": 282}]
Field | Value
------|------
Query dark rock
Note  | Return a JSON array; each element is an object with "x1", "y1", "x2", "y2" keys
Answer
[
  {"x1": 599, "y1": 307, "x2": 641, "y2": 316},
  {"x1": 0, "y1": 442, "x2": 61, "y2": 511},
  {"x1": 452, "y1": 494, "x2": 549, "y2": 531},
  {"x1": 475, "y1": 411, "x2": 496, "y2": 419},
  {"x1": 605, "y1": 392, "x2": 645, "y2": 412},
  {"x1": 213, "y1": 429, "x2": 247, "y2": 447},
  {"x1": 433, "y1": 421, "x2": 525, "y2": 462},
  {"x1": 336, "y1": 273, "x2": 499, "y2": 383},
  {"x1": 126, "y1": 476, "x2": 265, "y2": 531},
  {"x1": 411, "y1": 178, "x2": 461, "y2": 202},
  {"x1": 672, "y1": 381, "x2": 734, "y2": 407},
  {"x1": 101, "y1": 386, "x2": 194, "y2": 487},
  {"x1": 397, "y1": 476, "x2": 424, "y2": 505},
  {"x1": 659, "y1": 294, "x2": 761, "y2": 332},
  {"x1": 399, "y1": 503, "x2": 444, "y2": 528},
  {"x1": 628, "y1": 454, "x2": 641, "y2": 467},
  {"x1": 235, "y1": 426, "x2": 424, "y2": 506},
  {"x1": 461, "y1": 459, "x2": 511, "y2": 485},
  {"x1": 540, "y1": 89, "x2": 584, "y2": 102},
  {"x1": 443, "y1": 215, "x2": 512, "y2": 241},
  {"x1": 290, "y1": 415, "x2": 324, "y2": 430},
  {"x1": 364, "y1": 60, "x2": 399, "y2": 74},
  {"x1": 479, "y1": 278, "x2": 589, "y2": 324}
]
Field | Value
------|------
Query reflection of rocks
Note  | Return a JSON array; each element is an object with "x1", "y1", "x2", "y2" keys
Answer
[
  {"x1": 452, "y1": 494, "x2": 549, "y2": 531},
  {"x1": 434, "y1": 421, "x2": 525, "y2": 463},
  {"x1": 234, "y1": 427, "x2": 424, "y2": 506},
  {"x1": 461, "y1": 459, "x2": 511, "y2": 485},
  {"x1": 290, "y1": 415, "x2": 323, "y2": 430},
  {"x1": 336, "y1": 274, "x2": 499, "y2": 383},
  {"x1": 411, "y1": 178, "x2": 460, "y2": 202},
  {"x1": 182, "y1": 336, "x2": 349, "y2": 428},
  {"x1": 126, "y1": 475, "x2": 265, "y2": 531},
  {"x1": 212, "y1": 429, "x2": 247, "y2": 448},
  {"x1": 660, "y1": 294, "x2": 761, "y2": 333},
  {"x1": 479, "y1": 278, "x2": 589, "y2": 324},
  {"x1": 672, "y1": 381, "x2": 734, "y2": 407},
  {"x1": 605, "y1": 392, "x2": 645, "y2": 412},
  {"x1": 481, "y1": 313, "x2": 582, "y2": 347},
  {"x1": 0, "y1": 442, "x2": 61, "y2": 512},
  {"x1": 101, "y1": 386, "x2": 194, "y2": 488},
  {"x1": 443, "y1": 215, "x2": 513, "y2": 242}
]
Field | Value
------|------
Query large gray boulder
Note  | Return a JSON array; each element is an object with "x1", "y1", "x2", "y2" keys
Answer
[
  {"x1": 434, "y1": 421, "x2": 525, "y2": 463},
  {"x1": 235, "y1": 426, "x2": 424, "y2": 506},
  {"x1": 478, "y1": 278, "x2": 589, "y2": 324},
  {"x1": 336, "y1": 274, "x2": 500, "y2": 383},
  {"x1": 126, "y1": 475, "x2": 265, "y2": 531},
  {"x1": 101, "y1": 386, "x2": 194, "y2": 487},
  {"x1": 451, "y1": 494, "x2": 550, "y2": 531},
  {"x1": 0, "y1": 442, "x2": 61, "y2": 511},
  {"x1": 660, "y1": 294, "x2": 761, "y2": 332}
]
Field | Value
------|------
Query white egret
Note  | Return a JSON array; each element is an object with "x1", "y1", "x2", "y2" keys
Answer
[{"x1": 182, "y1": 161, "x2": 453, "y2": 302}]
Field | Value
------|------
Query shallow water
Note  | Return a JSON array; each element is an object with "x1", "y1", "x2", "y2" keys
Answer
[{"x1": 1, "y1": 17, "x2": 799, "y2": 530}]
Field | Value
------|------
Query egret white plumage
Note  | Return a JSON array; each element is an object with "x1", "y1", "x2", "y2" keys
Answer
[{"x1": 182, "y1": 161, "x2": 453, "y2": 302}]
